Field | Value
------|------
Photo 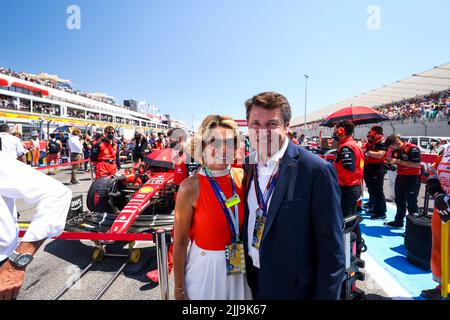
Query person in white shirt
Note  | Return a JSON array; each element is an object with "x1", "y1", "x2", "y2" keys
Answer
[
  {"x1": 0, "y1": 152, "x2": 72, "y2": 300},
  {"x1": 12, "y1": 132, "x2": 28, "y2": 163},
  {"x1": 0, "y1": 124, "x2": 26, "y2": 161},
  {"x1": 68, "y1": 128, "x2": 84, "y2": 184}
]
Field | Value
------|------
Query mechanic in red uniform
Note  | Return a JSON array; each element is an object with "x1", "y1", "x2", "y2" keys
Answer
[
  {"x1": 90, "y1": 126, "x2": 121, "y2": 179},
  {"x1": 363, "y1": 126, "x2": 388, "y2": 220},
  {"x1": 146, "y1": 128, "x2": 191, "y2": 283},
  {"x1": 287, "y1": 131, "x2": 300, "y2": 145},
  {"x1": 333, "y1": 120, "x2": 365, "y2": 256},
  {"x1": 154, "y1": 132, "x2": 166, "y2": 150},
  {"x1": 384, "y1": 134, "x2": 421, "y2": 228}
]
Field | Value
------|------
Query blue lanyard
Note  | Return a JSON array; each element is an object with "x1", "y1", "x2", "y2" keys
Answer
[
  {"x1": 204, "y1": 167, "x2": 240, "y2": 243},
  {"x1": 253, "y1": 160, "x2": 281, "y2": 217}
]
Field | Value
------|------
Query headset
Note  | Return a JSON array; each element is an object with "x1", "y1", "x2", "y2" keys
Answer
[
  {"x1": 336, "y1": 126, "x2": 346, "y2": 137},
  {"x1": 367, "y1": 129, "x2": 383, "y2": 144},
  {"x1": 367, "y1": 130, "x2": 377, "y2": 139}
]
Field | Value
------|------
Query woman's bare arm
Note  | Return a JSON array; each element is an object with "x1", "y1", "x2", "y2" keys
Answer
[{"x1": 172, "y1": 175, "x2": 199, "y2": 300}]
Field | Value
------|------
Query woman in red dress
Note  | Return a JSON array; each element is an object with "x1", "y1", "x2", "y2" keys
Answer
[{"x1": 173, "y1": 115, "x2": 251, "y2": 300}]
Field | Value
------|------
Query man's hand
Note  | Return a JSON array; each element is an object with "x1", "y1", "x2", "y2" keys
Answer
[
  {"x1": 0, "y1": 241, "x2": 43, "y2": 300},
  {"x1": 0, "y1": 260, "x2": 25, "y2": 300},
  {"x1": 389, "y1": 158, "x2": 399, "y2": 165},
  {"x1": 435, "y1": 194, "x2": 450, "y2": 223}
]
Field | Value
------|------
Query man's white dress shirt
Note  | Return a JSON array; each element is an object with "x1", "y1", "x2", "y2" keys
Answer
[
  {"x1": 0, "y1": 153, "x2": 72, "y2": 261},
  {"x1": 0, "y1": 132, "x2": 25, "y2": 159},
  {"x1": 247, "y1": 137, "x2": 289, "y2": 268},
  {"x1": 68, "y1": 134, "x2": 83, "y2": 154}
]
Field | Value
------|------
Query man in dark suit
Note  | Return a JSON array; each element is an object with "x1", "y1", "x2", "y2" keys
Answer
[{"x1": 243, "y1": 92, "x2": 345, "y2": 300}]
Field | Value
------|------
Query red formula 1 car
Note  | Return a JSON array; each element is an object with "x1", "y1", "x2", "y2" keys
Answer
[{"x1": 67, "y1": 148, "x2": 194, "y2": 234}]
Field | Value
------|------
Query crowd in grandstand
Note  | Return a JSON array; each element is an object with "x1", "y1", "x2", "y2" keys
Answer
[
  {"x1": 33, "y1": 102, "x2": 61, "y2": 116},
  {"x1": 302, "y1": 122, "x2": 321, "y2": 130},
  {"x1": 86, "y1": 111, "x2": 101, "y2": 121},
  {"x1": 67, "y1": 108, "x2": 85, "y2": 119},
  {"x1": 0, "y1": 66, "x2": 119, "y2": 106},
  {"x1": 377, "y1": 89, "x2": 450, "y2": 121},
  {"x1": 295, "y1": 89, "x2": 450, "y2": 132},
  {"x1": 19, "y1": 99, "x2": 31, "y2": 112},
  {"x1": 0, "y1": 66, "x2": 69, "y2": 91},
  {"x1": 0, "y1": 94, "x2": 16, "y2": 110}
]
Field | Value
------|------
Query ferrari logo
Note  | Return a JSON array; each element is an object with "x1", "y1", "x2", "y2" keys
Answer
[
  {"x1": 140, "y1": 186, "x2": 154, "y2": 193},
  {"x1": 163, "y1": 156, "x2": 167, "y2": 161}
]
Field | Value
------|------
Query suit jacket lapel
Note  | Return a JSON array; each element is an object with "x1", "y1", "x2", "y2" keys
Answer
[
  {"x1": 261, "y1": 141, "x2": 299, "y2": 243},
  {"x1": 243, "y1": 154, "x2": 255, "y2": 250},
  {"x1": 244, "y1": 151, "x2": 256, "y2": 204}
]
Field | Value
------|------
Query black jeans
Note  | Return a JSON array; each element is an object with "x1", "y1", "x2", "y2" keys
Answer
[
  {"x1": 340, "y1": 185, "x2": 360, "y2": 219},
  {"x1": 83, "y1": 151, "x2": 91, "y2": 170},
  {"x1": 364, "y1": 165, "x2": 386, "y2": 214},
  {"x1": 394, "y1": 174, "x2": 421, "y2": 224},
  {"x1": 340, "y1": 185, "x2": 363, "y2": 258}
]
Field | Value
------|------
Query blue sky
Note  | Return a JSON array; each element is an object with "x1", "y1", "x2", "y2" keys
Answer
[{"x1": 1, "y1": 0, "x2": 450, "y2": 128}]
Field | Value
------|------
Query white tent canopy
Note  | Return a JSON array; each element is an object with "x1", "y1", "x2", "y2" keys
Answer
[
  {"x1": 291, "y1": 62, "x2": 450, "y2": 126},
  {"x1": 36, "y1": 72, "x2": 71, "y2": 84}
]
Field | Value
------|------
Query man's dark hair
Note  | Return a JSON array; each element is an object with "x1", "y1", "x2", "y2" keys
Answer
[
  {"x1": 104, "y1": 126, "x2": 115, "y2": 133},
  {"x1": 336, "y1": 120, "x2": 355, "y2": 136},
  {"x1": 0, "y1": 124, "x2": 9, "y2": 133},
  {"x1": 370, "y1": 126, "x2": 383, "y2": 135},
  {"x1": 384, "y1": 134, "x2": 401, "y2": 148},
  {"x1": 49, "y1": 133, "x2": 56, "y2": 139},
  {"x1": 245, "y1": 91, "x2": 292, "y2": 126}
]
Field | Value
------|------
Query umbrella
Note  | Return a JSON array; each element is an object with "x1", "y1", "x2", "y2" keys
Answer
[
  {"x1": 320, "y1": 106, "x2": 389, "y2": 127},
  {"x1": 144, "y1": 148, "x2": 175, "y2": 169}
]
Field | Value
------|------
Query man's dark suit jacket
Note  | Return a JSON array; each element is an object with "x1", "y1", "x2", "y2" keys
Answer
[{"x1": 243, "y1": 140, "x2": 345, "y2": 300}]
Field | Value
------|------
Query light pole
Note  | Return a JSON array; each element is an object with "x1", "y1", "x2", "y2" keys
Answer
[{"x1": 304, "y1": 74, "x2": 309, "y2": 135}]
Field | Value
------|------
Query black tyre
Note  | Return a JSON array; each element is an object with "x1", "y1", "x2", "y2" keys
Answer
[{"x1": 87, "y1": 176, "x2": 120, "y2": 214}]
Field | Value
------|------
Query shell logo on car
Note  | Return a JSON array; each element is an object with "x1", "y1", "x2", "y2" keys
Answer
[{"x1": 139, "y1": 186, "x2": 154, "y2": 193}]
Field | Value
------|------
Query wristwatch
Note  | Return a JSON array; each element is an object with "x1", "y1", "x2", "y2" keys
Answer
[{"x1": 8, "y1": 251, "x2": 33, "y2": 268}]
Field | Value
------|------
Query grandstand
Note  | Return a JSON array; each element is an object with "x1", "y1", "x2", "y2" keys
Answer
[
  {"x1": 0, "y1": 66, "x2": 190, "y2": 138},
  {"x1": 290, "y1": 62, "x2": 450, "y2": 138}
]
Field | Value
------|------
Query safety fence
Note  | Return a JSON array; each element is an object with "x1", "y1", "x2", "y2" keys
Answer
[
  {"x1": 35, "y1": 158, "x2": 90, "y2": 171},
  {"x1": 18, "y1": 228, "x2": 171, "y2": 300}
]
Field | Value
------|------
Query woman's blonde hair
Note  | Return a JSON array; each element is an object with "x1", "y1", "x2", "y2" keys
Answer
[
  {"x1": 72, "y1": 128, "x2": 81, "y2": 135},
  {"x1": 187, "y1": 115, "x2": 240, "y2": 166}
]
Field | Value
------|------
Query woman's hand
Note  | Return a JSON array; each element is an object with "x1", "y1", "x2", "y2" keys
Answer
[{"x1": 174, "y1": 288, "x2": 189, "y2": 300}]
